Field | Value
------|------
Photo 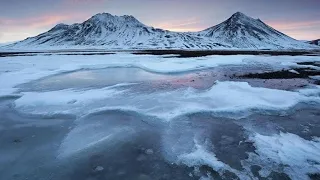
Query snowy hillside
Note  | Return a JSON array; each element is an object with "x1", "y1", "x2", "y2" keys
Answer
[
  {"x1": 199, "y1": 12, "x2": 313, "y2": 49},
  {"x1": 6, "y1": 13, "x2": 226, "y2": 50},
  {"x1": 5, "y1": 12, "x2": 318, "y2": 50}
]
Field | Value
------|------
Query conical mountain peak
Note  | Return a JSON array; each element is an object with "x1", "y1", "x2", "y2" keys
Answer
[
  {"x1": 228, "y1": 12, "x2": 257, "y2": 23},
  {"x1": 231, "y1": 12, "x2": 249, "y2": 18}
]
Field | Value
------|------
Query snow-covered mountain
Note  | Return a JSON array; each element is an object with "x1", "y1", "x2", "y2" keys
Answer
[
  {"x1": 199, "y1": 12, "x2": 312, "y2": 49},
  {"x1": 7, "y1": 13, "x2": 225, "y2": 50},
  {"x1": 5, "y1": 12, "x2": 318, "y2": 50},
  {"x1": 308, "y1": 39, "x2": 320, "y2": 46}
]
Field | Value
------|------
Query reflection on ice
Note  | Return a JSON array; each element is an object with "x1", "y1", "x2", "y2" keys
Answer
[{"x1": 18, "y1": 67, "x2": 216, "y2": 91}]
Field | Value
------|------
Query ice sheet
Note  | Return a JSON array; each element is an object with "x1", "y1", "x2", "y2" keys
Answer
[
  {"x1": 0, "y1": 53, "x2": 249, "y2": 96},
  {"x1": 1, "y1": 53, "x2": 320, "y2": 96},
  {"x1": 1, "y1": 53, "x2": 320, "y2": 180}
]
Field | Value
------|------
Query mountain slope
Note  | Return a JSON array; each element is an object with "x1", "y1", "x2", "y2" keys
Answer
[
  {"x1": 199, "y1": 12, "x2": 312, "y2": 49},
  {"x1": 6, "y1": 12, "x2": 317, "y2": 50},
  {"x1": 8, "y1": 13, "x2": 229, "y2": 50}
]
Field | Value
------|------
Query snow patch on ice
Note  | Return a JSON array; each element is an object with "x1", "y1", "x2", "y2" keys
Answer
[
  {"x1": 177, "y1": 139, "x2": 228, "y2": 171},
  {"x1": 298, "y1": 85, "x2": 320, "y2": 96},
  {"x1": 174, "y1": 138, "x2": 248, "y2": 179},
  {"x1": 249, "y1": 132, "x2": 320, "y2": 180}
]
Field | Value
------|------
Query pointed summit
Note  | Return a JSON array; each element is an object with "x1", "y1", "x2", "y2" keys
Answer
[
  {"x1": 231, "y1": 12, "x2": 248, "y2": 18},
  {"x1": 227, "y1": 12, "x2": 256, "y2": 23}
]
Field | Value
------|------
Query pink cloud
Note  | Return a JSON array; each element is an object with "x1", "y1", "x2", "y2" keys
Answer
[
  {"x1": 63, "y1": 0, "x2": 107, "y2": 7},
  {"x1": 266, "y1": 20, "x2": 320, "y2": 40},
  {"x1": 0, "y1": 13, "x2": 90, "y2": 42},
  {"x1": 0, "y1": 0, "x2": 108, "y2": 30},
  {"x1": 153, "y1": 18, "x2": 204, "y2": 32},
  {"x1": 267, "y1": 20, "x2": 320, "y2": 31},
  {"x1": 1, "y1": 16, "x2": 66, "y2": 28},
  {"x1": 0, "y1": 12, "x2": 90, "y2": 30}
]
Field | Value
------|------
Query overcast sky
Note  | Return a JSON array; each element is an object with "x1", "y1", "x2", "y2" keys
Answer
[{"x1": 0, "y1": 0, "x2": 319, "y2": 43}]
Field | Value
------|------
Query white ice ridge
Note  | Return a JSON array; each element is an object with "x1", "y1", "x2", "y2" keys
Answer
[
  {"x1": 14, "y1": 81, "x2": 320, "y2": 120},
  {"x1": 249, "y1": 132, "x2": 320, "y2": 180}
]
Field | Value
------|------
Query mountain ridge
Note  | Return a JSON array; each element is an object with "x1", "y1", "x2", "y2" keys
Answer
[{"x1": 5, "y1": 12, "x2": 318, "y2": 50}]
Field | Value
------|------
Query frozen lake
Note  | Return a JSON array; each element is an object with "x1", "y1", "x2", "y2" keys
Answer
[{"x1": 0, "y1": 52, "x2": 320, "y2": 180}]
